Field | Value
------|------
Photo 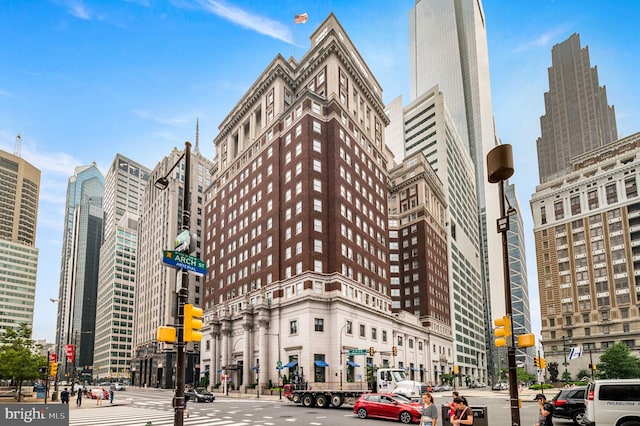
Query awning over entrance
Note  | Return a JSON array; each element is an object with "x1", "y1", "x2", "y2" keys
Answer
[
  {"x1": 314, "y1": 360, "x2": 329, "y2": 367},
  {"x1": 347, "y1": 361, "x2": 360, "y2": 367},
  {"x1": 283, "y1": 361, "x2": 298, "y2": 368}
]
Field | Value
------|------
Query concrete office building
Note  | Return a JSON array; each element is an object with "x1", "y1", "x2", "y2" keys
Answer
[
  {"x1": 0, "y1": 149, "x2": 40, "y2": 332},
  {"x1": 390, "y1": 87, "x2": 486, "y2": 384},
  {"x1": 132, "y1": 142, "x2": 212, "y2": 389},
  {"x1": 531, "y1": 132, "x2": 640, "y2": 378},
  {"x1": 409, "y1": 0, "x2": 507, "y2": 381},
  {"x1": 200, "y1": 14, "x2": 442, "y2": 393},
  {"x1": 536, "y1": 33, "x2": 618, "y2": 184},
  {"x1": 55, "y1": 163, "x2": 104, "y2": 379},
  {"x1": 387, "y1": 151, "x2": 453, "y2": 384},
  {"x1": 93, "y1": 155, "x2": 150, "y2": 381}
]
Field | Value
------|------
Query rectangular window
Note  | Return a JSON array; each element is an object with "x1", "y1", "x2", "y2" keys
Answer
[
  {"x1": 313, "y1": 121, "x2": 321, "y2": 133},
  {"x1": 541, "y1": 206, "x2": 547, "y2": 225},
  {"x1": 570, "y1": 196, "x2": 581, "y2": 215},
  {"x1": 625, "y1": 176, "x2": 638, "y2": 198},
  {"x1": 290, "y1": 320, "x2": 298, "y2": 334},
  {"x1": 606, "y1": 183, "x2": 618, "y2": 204},
  {"x1": 554, "y1": 201, "x2": 564, "y2": 220},
  {"x1": 314, "y1": 318, "x2": 324, "y2": 332},
  {"x1": 588, "y1": 189, "x2": 599, "y2": 210},
  {"x1": 359, "y1": 324, "x2": 366, "y2": 337}
]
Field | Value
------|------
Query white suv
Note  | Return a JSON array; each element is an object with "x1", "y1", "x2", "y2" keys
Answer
[{"x1": 583, "y1": 379, "x2": 640, "y2": 426}]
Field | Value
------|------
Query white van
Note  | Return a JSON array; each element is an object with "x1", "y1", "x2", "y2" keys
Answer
[{"x1": 583, "y1": 379, "x2": 640, "y2": 426}]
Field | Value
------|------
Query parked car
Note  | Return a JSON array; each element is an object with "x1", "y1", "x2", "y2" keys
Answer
[
  {"x1": 113, "y1": 383, "x2": 126, "y2": 391},
  {"x1": 185, "y1": 387, "x2": 215, "y2": 403},
  {"x1": 550, "y1": 386, "x2": 586, "y2": 425},
  {"x1": 584, "y1": 379, "x2": 640, "y2": 426},
  {"x1": 492, "y1": 382, "x2": 508, "y2": 390},
  {"x1": 353, "y1": 393, "x2": 422, "y2": 424},
  {"x1": 88, "y1": 388, "x2": 109, "y2": 400}
]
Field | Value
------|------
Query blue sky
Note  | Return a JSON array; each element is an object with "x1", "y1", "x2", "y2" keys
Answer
[{"x1": 1, "y1": 1, "x2": 638, "y2": 344}]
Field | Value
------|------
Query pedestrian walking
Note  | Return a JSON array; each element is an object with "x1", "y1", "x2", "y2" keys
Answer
[
  {"x1": 450, "y1": 397, "x2": 473, "y2": 425},
  {"x1": 420, "y1": 392, "x2": 438, "y2": 426},
  {"x1": 76, "y1": 389, "x2": 82, "y2": 407},
  {"x1": 534, "y1": 393, "x2": 554, "y2": 426},
  {"x1": 109, "y1": 388, "x2": 114, "y2": 404},
  {"x1": 60, "y1": 388, "x2": 70, "y2": 404},
  {"x1": 96, "y1": 388, "x2": 104, "y2": 406}
]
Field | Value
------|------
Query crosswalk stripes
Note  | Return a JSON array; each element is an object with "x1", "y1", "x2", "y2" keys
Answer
[{"x1": 68, "y1": 406, "x2": 247, "y2": 426}]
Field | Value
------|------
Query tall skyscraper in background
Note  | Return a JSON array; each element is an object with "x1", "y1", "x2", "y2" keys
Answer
[
  {"x1": 55, "y1": 163, "x2": 104, "y2": 378},
  {"x1": 132, "y1": 140, "x2": 212, "y2": 389},
  {"x1": 409, "y1": 0, "x2": 505, "y2": 382},
  {"x1": 0, "y1": 148, "x2": 40, "y2": 332},
  {"x1": 531, "y1": 132, "x2": 640, "y2": 378},
  {"x1": 504, "y1": 182, "x2": 533, "y2": 371},
  {"x1": 536, "y1": 33, "x2": 618, "y2": 184},
  {"x1": 93, "y1": 155, "x2": 150, "y2": 381},
  {"x1": 386, "y1": 87, "x2": 486, "y2": 384}
]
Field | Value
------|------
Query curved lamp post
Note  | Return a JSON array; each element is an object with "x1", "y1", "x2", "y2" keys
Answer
[
  {"x1": 155, "y1": 141, "x2": 191, "y2": 426},
  {"x1": 487, "y1": 144, "x2": 520, "y2": 426}
]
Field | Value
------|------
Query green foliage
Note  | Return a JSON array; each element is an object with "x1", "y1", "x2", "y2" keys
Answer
[
  {"x1": 598, "y1": 342, "x2": 640, "y2": 379},
  {"x1": 441, "y1": 373, "x2": 454, "y2": 385},
  {"x1": 517, "y1": 367, "x2": 535, "y2": 382},
  {"x1": 0, "y1": 324, "x2": 47, "y2": 399},
  {"x1": 548, "y1": 362, "x2": 559, "y2": 382},
  {"x1": 529, "y1": 383, "x2": 554, "y2": 390}
]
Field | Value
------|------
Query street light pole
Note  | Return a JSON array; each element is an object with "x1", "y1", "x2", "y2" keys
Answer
[
  {"x1": 339, "y1": 322, "x2": 347, "y2": 390},
  {"x1": 155, "y1": 141, "x2": 191, "y2": 426},
  {"x1": 562, "y1": 335, "x2": 569, "y2": 385},
  {"x1": 487, "y1": 144, "x2": 520, "y2": 426}
]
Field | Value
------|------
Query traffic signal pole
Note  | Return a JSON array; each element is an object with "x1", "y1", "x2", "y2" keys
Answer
[{"x1": 487, "y1": 145, "x2": 521, "y2": 426}]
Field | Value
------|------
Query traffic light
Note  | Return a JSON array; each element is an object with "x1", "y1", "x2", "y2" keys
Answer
[
  {"x1": 369, "y1": 346, "x2": 375, "y2": 356},
  {"x1": 184, "y1": 303, "x2": 203, "y2": 342},
  {"x1": 453, "y1": 365, "x2": 459, "y2": 375},
  {"x1": 49, "y1": 362, "x2": 58, "y2": 377},
  {"x1": 392, "y1": 346, "x2": 397, "y2": 356},
  {"x1": 517, "y1": 333, "x2": 535, "y2": 348},
  {"x1": 494, "y1": 316, "x2": 512, "y2": 347},
  {"x1": 534, "y1": 357, "x2": 540, "y2": 368},
  {"x1": 156, "y1": 326, "x2": 177, "y2": 343},
  {"x1": 540, "y1": 358, "x2": 547, "y2": 369},
  {"x1": 588, "y1": 363, "x2": 596, "y2": 371}
]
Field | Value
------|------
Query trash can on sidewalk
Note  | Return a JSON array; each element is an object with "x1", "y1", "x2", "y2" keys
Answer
[{"x1": 440, "y1": 405, "x2": 488, "y2": 426}]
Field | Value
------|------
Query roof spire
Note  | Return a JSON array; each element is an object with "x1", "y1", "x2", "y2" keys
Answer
[{"x1": 194, "y1": 117, "x2": 200, "y2": 154}]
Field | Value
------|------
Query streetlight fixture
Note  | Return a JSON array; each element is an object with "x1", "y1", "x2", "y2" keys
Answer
[
  {"x1": 561, "y1": 335, "x2": 571, "y2": 385},
  {"x1": 487, "y1": 144, "x2": 521, "y2": 426},
  {"x1": 339, "y1": 321, "x2": 348, "y2": 390},
  {"x1": 155, "y1": 141, "x2": 191, "y2": 426}
]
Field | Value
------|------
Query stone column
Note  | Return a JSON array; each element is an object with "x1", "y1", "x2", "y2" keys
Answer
[
  {"x1": 242, "y1": 322, "x2": 253, "y2": 390},
  {"x1": 257, "y1": 319, "x2": 269, "y2": 388}
]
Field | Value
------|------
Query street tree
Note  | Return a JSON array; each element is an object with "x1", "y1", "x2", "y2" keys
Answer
[
  {"x1": 548, "y1": 362, "x2": 559, "y2": 382},
  {"x1": 0, "y1": 324, "x2": 47, "y2": 400},
  {"x1": 597, "y1": 342, "x2": 640, "y2": 379}
]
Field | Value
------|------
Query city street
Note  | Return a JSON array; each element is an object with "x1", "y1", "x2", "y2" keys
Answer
[{"x1": 65, "y1": 387, "x2": 576, "y2": 426}]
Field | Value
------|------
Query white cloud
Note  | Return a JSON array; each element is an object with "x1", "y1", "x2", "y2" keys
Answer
[
  {"x1": 192, "y1": 0, "x2": 293, "y2": 44},
  {"x1": 514, "y1": 25, "x2": 573, "y2": 53},
  {"x1": 63, "y1": 0, "x2": 92, "y2": 20}
]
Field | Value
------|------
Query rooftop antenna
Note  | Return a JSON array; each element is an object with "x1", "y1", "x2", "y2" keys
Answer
[
  {"x1": 15, "y1": 133, "x2": 22, "y2": 157},
  {"x1": 194, "y1": 117, "x2": 200, "y2": 154}
]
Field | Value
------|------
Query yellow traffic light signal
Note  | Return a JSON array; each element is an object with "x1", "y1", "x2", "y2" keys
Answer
[
  {"x1": 184, "y1": 304, "x2": 203, "y2": 342},
  {"x1": 534, "y1": 357, "x2": 539, "y2": 368},
  {"x1": 392, "y1": 346, "x2": 397, "y2": 356},
  {"x1": 369, "y1": 346, "x2": 375, "y2": 356},
  {"x1": 494, "y1": 316, "x2": 512, "y2": 347},
  {"x1": 156, "y1": 326, "x2": 176, "y2": 343},
  {"x1": 49, "y1": 362, "x2": 58, "y2": 377},
  {"x1": 453, "y1": 365, "x2": 459, "y2": 375},
  {"x1": 540, "y1": 358, "x2": 547, "y2": 369},
  {"x1": 517, "y1": 333, "x2": 535, "y2": 348}
]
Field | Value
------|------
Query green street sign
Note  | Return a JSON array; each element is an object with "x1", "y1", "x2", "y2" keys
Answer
[
  {"x1": 162, "y1": 250, "x2": 207, "y2": 276},
  {"x1": 348, "y1": 349, "x2": 368, "y2": 355}
]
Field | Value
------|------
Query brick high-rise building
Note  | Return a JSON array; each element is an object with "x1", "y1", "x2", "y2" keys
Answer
[
  {"x1": 531, "y1": 132, "x2": 640, "y2": 378},
  {"x1": 536, "y1": 33, "x2": 618, "y2": 184},
  {"x1": 200, "y1": 14, "x2": 445, "y2": 391}
]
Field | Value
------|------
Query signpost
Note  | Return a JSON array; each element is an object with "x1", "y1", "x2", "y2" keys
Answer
[
  {"x1": 163, "y1": 250, "x2": 207, "y2": 276},
  {"x1": 348, "y1": 349, "x2": 368, "y2": 356}
]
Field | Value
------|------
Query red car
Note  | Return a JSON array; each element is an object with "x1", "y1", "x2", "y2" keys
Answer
[{"x1": 353, "y1": 393, "x2": 423, "y2": 424}]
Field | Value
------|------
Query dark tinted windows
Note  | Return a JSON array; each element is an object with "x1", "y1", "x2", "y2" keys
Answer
[{"x1": 599, "y1": 385, "x2": 640, "y2": 401}]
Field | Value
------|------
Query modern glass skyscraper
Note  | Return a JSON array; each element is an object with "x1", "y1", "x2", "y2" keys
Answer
[
  {"x1": 55, "y1": 163, "x2": 104, "y2": 377},
  {"x1": 0, "y1": 149, "x2": 40, "y2": 331},
  {"x1": 93, "y1": 155, "x2": 150, "y2": 382},
  {"x1": 536, "y1": 33, "x2": 618, "y2": 184},
  {"x1": 409, "y1": 0, "x2": 503, "y2": 382}
]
